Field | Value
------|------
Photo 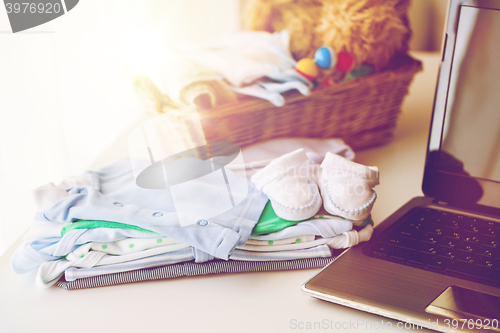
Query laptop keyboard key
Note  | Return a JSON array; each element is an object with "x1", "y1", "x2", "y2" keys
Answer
[
  {"x1": 437, "y1": 211, "x2": 450, "y2": 218},
  {"x1": 372, "y1": 244, "x2": 395, "y2": 257},
  {"x1": 481, "y1": 220, "x2": 499, "y2": 234},
  {"x1": 482, "y1": 238, "x2": 498, "y2": 249},
  {"x1": 447, "y1": 261, "x2": 500, "y2": 282},
  {"x1": 381, "y1": 234, "x2": 403, "y2": 246},
  {"x1": 394, "y1": 227, "x2": 425, "y2": 240},
  {"x1": 457, "y1": 242, "x2": 478, "y2": 253},
  {"x1": 438, "y1": 247, "x2": 458, "y2": 260},
  {"x1": 483, "y1": 220, "x2": 498, "y2": 227},
  {"x1": 408, "y1": 252, "x2": 433, "y2": 267},
  {"x1": 447, "y1": 261, "x2": 477, "y2": 278},
  {"x1": 475, "y1": 257, "x2": 497, "y2": 269},
  {"x1": 438, "y1": 217, "x2": 463, "y2": 229},
  {"x1": 424, "y1": 223, "x2": 444, "y2": 235},
  {"x1": 477, "y1": 247, "x2": 497, "y2": 258},
  {"x1": 462, "y1": 221, "x2": 480, "y2": 233},
  {"x1": 381, "y1": 235, "x2": 419, "y2": 250},
  {"x1": 467, "y1": 217, "x2": 484, "y2": 224},
  {"x1": 397, "y1": 238, "x2": 419, "y2": 250},
  {"x1": 440, "y1": 237, "x2": 459, "y2": 249},
  {"x1": 462, "y1": 232, "x2": 482, "y2": 244},
  {"x1": 427, "y1": 257, "x2": 452, "y2": 270},
  {"x1": 420, "y1": 243, "x2": 438, "y2": 255},
  {"x1": 447, "y1": 221, "x2": 460, "y2": 229},
  {"x1": 403, "y1": 216, "x2": 426, "y2": 230},
  {"x1": 481, "y1": 226, "x2": 497, "y2": 238},
  {"x1": 456, "y1": 252, "x2": 476, "y2": 264},
  {"x1": 421, "y1": 234, "x2": 441, "y2": 245},
  {"x1": 390, "y1": 248, "x2": 417, "y2": 263},
  {"x1": 474, "y1": 266, "x2": 500, "y2": 282},
  {"x1": 442, "y1": 227, "x2": 462, "y2": 240}
]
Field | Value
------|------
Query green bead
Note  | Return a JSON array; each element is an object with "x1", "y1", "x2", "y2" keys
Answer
[
  {"x1": 345, "y1": 64, "x2": 375, "y2": 81},
  {"x1": 80, "y1": 254, "x2": 84, "y2": 258},
  {"x1": 296, "y1": 238, "x2": 301, "y2": 243},
  {"x1": 157, "y1": 239, "x2": 163, "y2": 243},
  {"x1": 268, "y1": 240, "x2": 273, "y2": 245},
  {"x1": 129, "y1": 243, "x2": 134, "y2": 248},
  {"x1": 102, "y1": 245, "x2": 107, "y2": 249}
]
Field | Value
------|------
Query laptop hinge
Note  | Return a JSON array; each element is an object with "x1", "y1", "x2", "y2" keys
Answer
[{"x1": 431, "y1": 198, "x2": 448, "y2": 206}]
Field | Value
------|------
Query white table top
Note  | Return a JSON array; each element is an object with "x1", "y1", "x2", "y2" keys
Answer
[{"x1": 0, "y1": 52, "x2": 441, "y2": 333}]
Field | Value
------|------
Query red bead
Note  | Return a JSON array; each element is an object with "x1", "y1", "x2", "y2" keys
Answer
[{"x1": 336, "y1": 51, "x2": 355, "y2": 73}]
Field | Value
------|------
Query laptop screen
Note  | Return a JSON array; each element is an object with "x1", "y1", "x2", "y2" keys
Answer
[{"x1": 423, "y1": 1, "x2": 500, "y2": 212}]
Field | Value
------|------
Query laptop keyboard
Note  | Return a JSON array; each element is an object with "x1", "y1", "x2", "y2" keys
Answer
[{"x1": 367, "y1": 208, "x2": 500, "y2": 286}]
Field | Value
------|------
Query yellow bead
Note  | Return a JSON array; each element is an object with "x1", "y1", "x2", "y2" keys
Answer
[{"x1": 296, "y1": 58, "x2": 319, "y2": 80}]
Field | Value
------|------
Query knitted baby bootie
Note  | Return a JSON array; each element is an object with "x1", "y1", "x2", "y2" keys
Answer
[
  {"x1": 251, "y1": 149, "x2": 322, "y2": 221},
  {"x1": 320, "y1": 152, "x2": 379, "y2": 220}
]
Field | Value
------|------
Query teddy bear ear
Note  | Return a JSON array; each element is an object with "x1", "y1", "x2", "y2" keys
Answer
[{"x1": 242, "y1": 0, "x2": 275, "y2": 32}]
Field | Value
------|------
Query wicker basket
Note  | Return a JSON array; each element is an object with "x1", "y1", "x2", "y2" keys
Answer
[{"x1": 142, "y1": 53, "x2": 422, "y2": 151}]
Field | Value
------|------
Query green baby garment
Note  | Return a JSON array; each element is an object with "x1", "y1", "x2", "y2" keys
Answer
[
  {"x1": 61, "y1": 220, "x2": 155, "y2": 237},
  {"x1": 251, "y1": 201, "x2": 305, "y2": 236}
]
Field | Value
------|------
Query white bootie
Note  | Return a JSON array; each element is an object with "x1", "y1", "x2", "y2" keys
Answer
[
  {"x1": 320, "y1": 152, "x2": 379, "y2": 220},
  {"x1": 251, "y1": 149, "x2": 322, "y2": 221}
]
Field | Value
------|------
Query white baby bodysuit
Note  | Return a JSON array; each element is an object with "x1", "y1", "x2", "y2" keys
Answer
[
  {"x1": 36, "y1": 243, "x2": 191, "y2": 288},
  {"x1": 66, "y1": 236, "x2": 185, "y2": 260},
  {"x1": 244, "y1": 235, "x2": 315, "y2": 246}
]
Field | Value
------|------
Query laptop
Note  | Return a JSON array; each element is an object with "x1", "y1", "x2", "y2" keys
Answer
[{"x1": 302, "y1": 0, "x2": 500, "y2": 331}]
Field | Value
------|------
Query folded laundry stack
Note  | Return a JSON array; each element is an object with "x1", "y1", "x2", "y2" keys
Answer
[{"x1": 11, "y1": 138, "x2": 378, "y2": 289}]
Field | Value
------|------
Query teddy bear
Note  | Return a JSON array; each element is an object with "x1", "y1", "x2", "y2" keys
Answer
[{"x1": 243, "y1": 0, "x2": 412, "y2": 81}]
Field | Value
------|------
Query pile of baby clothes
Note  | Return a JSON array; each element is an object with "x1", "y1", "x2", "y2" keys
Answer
[
  {"x1": 234, "y1": 202, "x2": 374, "y2": 262},
  {"x1": 11, "y1": 138, "x2": 378, "y2": 289},
  {"x1": 138, "y1": 30, "x2": 312, "y2": 111},
  {"x1": 235, "y1": 145, "x2": 377, "y2": 263}
]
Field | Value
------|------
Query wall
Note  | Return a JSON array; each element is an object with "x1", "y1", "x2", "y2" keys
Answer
[
  {"x1": 0, "y1": 0, "x2": 241, "y2": 257},
  {"x1": 408, "y1": 0, "x2": 449, "y2": 51}
]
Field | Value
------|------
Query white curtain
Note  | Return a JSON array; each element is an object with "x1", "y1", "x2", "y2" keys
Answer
[{"x1": 0, "y1": 0, "x2": 240, "y2": 256}]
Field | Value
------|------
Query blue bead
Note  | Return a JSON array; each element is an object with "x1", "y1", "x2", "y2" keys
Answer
[{"x1": 314, "y1": 47, "x2": 335, "y2": 70}]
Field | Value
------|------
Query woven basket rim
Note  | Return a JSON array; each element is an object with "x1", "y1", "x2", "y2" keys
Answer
[{"x1": 196, "y1": 53, "x2": 423, "y2": 118}]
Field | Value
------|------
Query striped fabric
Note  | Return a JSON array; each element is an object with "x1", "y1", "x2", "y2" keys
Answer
[
  {"x1": 56, "y1": 248, "x2": 345, "y2": 290},
  {"x1": 65, "y1": 248, "x2": 195, "y2": 281},
  {"x1": 230, "y1": 244, "x2": 332, "y2": 260},
  {"x1": 64, "y1": 244, "x2": 332, "y2": 282}
]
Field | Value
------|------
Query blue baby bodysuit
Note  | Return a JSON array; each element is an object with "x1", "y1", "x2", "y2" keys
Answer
[{"x1": 27, "y1": 159, "x2": 268, "y2": 265}]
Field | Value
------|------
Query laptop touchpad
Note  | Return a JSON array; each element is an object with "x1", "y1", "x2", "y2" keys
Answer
[{"x1": 426, "y1": 286, "x2": 500, "y2": 330}]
